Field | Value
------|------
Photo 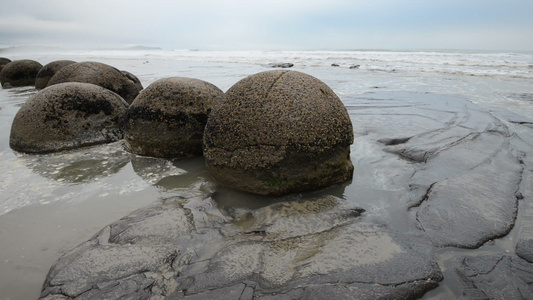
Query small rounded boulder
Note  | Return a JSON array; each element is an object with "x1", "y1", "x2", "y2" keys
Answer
[
  {"x1": 47, "y1": 61, "x2": 142, "y2": 103},
  {"x1": 0, "y1": 59, "x2": 43, "y2": 88},
  {"x1": 121, "y1": 70, "x2": 143, "y2": 91},
  {"x1": 10, "y1": 82, "x2": 129, "y2": 153},
  {"x1": 0, "y1": 57, "x2": 11, "y2": 73},
  {"x1": 35, "y1": 60, "x2": 76, "y2": 89},
  {"x1": 124, "y1": 77, "x2": 224, "y2": 158},
  {"x1": 204, "y1": 70, "x2": 354, "y2": 196}
]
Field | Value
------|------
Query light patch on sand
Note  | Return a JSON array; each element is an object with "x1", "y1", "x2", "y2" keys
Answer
[
  {"x1": 260, "y1": 249, "x2": 298, "y2": 287},
  {"x1": 218, "y1": 243, "x2": 264, "y2": 280},
  {"x1": 297, "y1": 231, "x2": 404, "y2": 276}
]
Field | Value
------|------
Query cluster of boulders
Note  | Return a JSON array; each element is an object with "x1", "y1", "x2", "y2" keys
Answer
[{"x1": 4, "y1": 57, "x2": 354, "y2": 196}]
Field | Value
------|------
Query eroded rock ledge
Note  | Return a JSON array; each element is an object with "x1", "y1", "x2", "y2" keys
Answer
[
  {"x1": 39, "y1": 194, "x2": 442, "y2": 300},
  {"x1": 359, "y1": 92, "x2": 528, "y2": 249}
]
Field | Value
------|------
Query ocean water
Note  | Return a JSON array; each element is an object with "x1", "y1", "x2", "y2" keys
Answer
[{"x1": 0, "y1": 49, "x2": 532, "y2": 299}]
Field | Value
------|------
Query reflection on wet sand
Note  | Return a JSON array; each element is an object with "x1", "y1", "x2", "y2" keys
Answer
[{"x1": 21, "y1": 142, "x2": 130, "y2": 183}]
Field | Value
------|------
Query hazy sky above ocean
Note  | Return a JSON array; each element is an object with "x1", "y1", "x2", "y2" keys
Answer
[{"x1": 1, "y1": 0, "x2": 532, "y2": 51}]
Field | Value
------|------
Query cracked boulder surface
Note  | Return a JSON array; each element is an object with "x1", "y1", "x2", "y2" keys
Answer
[
  {"x1": 204, "y1": 70, "x2": 354, "y2": 196},
  {"x1": 9, "y1": 82, "x2": 129, "y2": 153},
  {"x1": 46, "y1": 61, "x2": 142, "y2": 103},
  {"x1": 124, "y1": 77, "x2": 224, "y2": 158},
  {"x1": 39, "y1": 194, "x2": 443, "y2": 300}
]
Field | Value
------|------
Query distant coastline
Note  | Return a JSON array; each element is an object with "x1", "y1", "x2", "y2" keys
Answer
[{"x1": 1, "y1": 45, "x2": 532, "y2": 55}]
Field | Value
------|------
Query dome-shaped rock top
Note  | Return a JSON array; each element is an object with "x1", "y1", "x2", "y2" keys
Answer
[
  {"x1": 0, "y1": 59, "x2": 43, "y2": 88},
  {"x1": 35, "y1": 60, "x2": 76, "y2": 89},
  {"x1": 10, "y1": 82, "x2": 129, "y2": 153},
  {"x1": 47, "y1": 61, "x2": 142, "y2": 103},
  {"x1": 204, "y1": 70, "x2": 354, "y2": 195},
  {"x1": 0, "y1": 57, "x2": 11, "y2": 73},
  {"x1": 124, "y1": 77, "x2": 224, "y2": 158}
]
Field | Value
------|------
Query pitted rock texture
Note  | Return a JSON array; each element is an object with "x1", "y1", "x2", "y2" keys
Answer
[
  {"x1": 0, "y1": 59, "x2": 43, "y2": 88},
  {"x1": 0, "y1": 57, "x2": 11, "y2": 73},
  {"x1": 47, "y1": 61, "x2": 142, "y2": 103},
  {"x1": 204, "y1": 70, "x2": 354, "y2": 195},
  {"x1": 10, "y1": 82, "x2": 129, "y2": 153},
  {"x1": 39, "y1": 195, "x2": 443, "y2": 300},
  {"x1": 124, "y1": 77, "x2": 223, "y2": 158},
  {"x1": 35, "y1": 60, "x2": 76, "y2": 89}
]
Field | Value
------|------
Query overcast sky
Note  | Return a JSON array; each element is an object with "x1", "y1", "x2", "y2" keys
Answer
[{"x1": 1, "y1": 0, "x2": 532, "y2": 51}]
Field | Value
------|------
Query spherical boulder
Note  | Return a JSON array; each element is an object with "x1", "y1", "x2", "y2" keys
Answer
[
  {"x1": 47, "y1": 61, "x2": 141, "y2": 103},
  {"x1": 204, "y1": 70, "x2": 354, "y2": 196},
  {"x1": 35, "y1": 60, "x2": 76, "y2": 89},
  {"x1": 0, "y1": 59, "x2": 43, "y2": 88},
  {"x1": 10, "y1": 82, "x2": 129, "y2": 153},
  {"x1": 0, "y1": 57, "x2": 11, "y2": 73},
  {"x1": 124, "y1": 77, "x2": 224, "y2": 158}
]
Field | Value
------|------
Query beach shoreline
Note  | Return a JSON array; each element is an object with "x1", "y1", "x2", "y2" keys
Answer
[{"x1": 1, "y1": 50, "x2": 532, "y2": 299}]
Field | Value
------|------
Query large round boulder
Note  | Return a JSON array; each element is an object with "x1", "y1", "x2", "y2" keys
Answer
[
  {"x1": 0, "y1": 59, "x2": 43, "y2": 88},
  {"x1": 35, "y1": 60, "x2": 76, "y2": 89},
  {"x1": 10, "y1": 82, "x2": 129, "y2": 153},
  {"x1": 204, "y1": 70, "x2": 354, "y2": 196},
  {"x1": 0, "y1": 57, "x2": 11, "y2": 73},
  {"x1": 124, "y1": 77, "x2": 224, "y2": 158},
  {"x1": 47, "y1": 61, "x2": 142, "y2": 103}
]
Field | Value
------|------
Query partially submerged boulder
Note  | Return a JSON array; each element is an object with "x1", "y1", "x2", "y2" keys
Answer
[
  {"x1": 204, "y1": 70, "x2": 354, "y2": 196},
  {"x1": 47, "y1": 61, "x2": 142, "y2": 103},
  {"x1": 265, "y1": 62, "x2": 294, "y2": 68},
  {"x1": 124, "y1": 77, "x2": 223, "y2": 158},
  {"x1": 0, "y1": 59, "x2": 42, "y2": 88},
  {"x1": 10, "y1": 82, "x2": 129, "y2": 153},
  {"x1": 35, "y1": 60, "x2": 76, "y2": 89}
]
